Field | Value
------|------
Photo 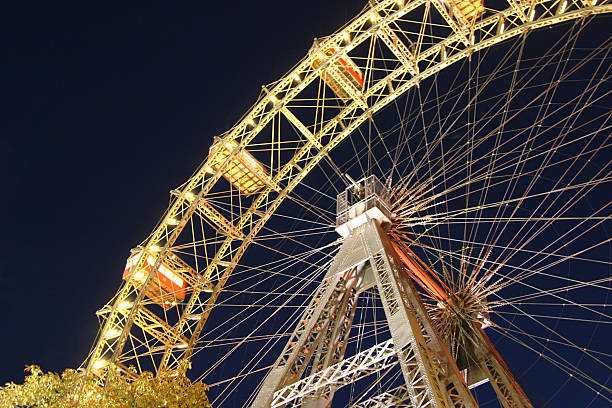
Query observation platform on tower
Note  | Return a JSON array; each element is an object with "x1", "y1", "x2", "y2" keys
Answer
[{"x1": 335, "y1": 175, "x2": 392, "y2": 237}]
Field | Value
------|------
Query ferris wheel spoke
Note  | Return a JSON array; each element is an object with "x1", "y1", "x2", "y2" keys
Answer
[
  {"x1": 206, "y1": 273, "x2": 321, "y2": 352},
  {"x1": 399, "y1": 36, "x2": 524, "y2": 187},
  {"x1": 495, "y1": 310, "x2": 612, "y2": 325},
  {"x1": 417, "y1": 242, "x2": 612, "y2": 320},
  {"x1": 198, "y1": 262, "x2": 331, "y2": 403},
  {"x1": 480, "y1": 21, "x2": 588, "y2": 241},
  {"x1": 424, "y1": 204, "x2": 612, "y2": 279},
  {"x1": 391, "y1": 133, "x2": 611, "y2": 233},
  {"x1": 499, "y1": 275, "x2": 612, "y2": 304},
  {"x1": 489, "y1": 330, "x2": 612, "y2": 403},
  {"x1": 412, "y1": 176, "x2": 611, "y2": 228},
  {"x1": 205, "y1": 197, "x2": 332, "y2": 228},
  {"x1": 490, "y1": 309, "x2": 612, "y2": 398},
  {"x1": 511, "y1": 222, "x2": 611, "y2": 282},
  {"x1": 416, "y1": 232, "x2": 612, "y2": 277},
  {"x1": 175, "y1": 242, "x2": 332, "y2": 356},
  {"x1": 493, "y1": 108, "x2": 612, "y2": 268},
  {"x1": 254, "y1": 226, "x2": 334, "y2": 241},
  {"x1": 490, "y1": 279, "x2": 612, "y2": 328},
  {"x1": 496, "y1": 324, "x2": 612, "y2": 359},
  {"x1": 198, "y1": 253, "x2": 334, "y2": 346},
  {"x1": 412, "y1": 87, "x2": 612, "y2": 213},
  {"x1": 468, "y1": 38, "x2": 529, "y2": 253},
  {"x1": 209, "y1": 304, "x2": 305, "y2": 406},
  {"x1": 340, "y1": 55, "x2": 612, "y2": 207},
  {"x1": 388, "y1": 50, "x2": 612, "y2": 223}
]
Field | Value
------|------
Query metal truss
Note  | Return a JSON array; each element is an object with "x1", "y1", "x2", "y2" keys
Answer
[
  {"x1": 251, "y1": 233, "x2": 367, "y2": 407},
  {"x1": 84, "y1": 0, "x2": 611, "y2": 391},
  {"x1": 271, "y1": 339, "x2": 397, "y2": 407},
  {"x1": 346, "y1": 327, "x2": 535, "y2": 408},
  {"x1": 473, "y1": 329, "x2": 532, "y2": 408},
  {"x1": 351, "y1": 385, "x2": 411, "y2": 407},
  {"x1": 252, "y1": 219, "x2": 479, "y2": 408}
]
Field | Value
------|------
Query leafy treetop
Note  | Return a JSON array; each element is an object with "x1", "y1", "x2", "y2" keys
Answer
[{"x1": 0, "y1": 365, "x2": 211, "y2": 408}]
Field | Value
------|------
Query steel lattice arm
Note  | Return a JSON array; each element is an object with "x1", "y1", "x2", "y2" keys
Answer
[
  {"x1": 271, "y1": 339, "x2": 398, "y2": 407},
  {"x1": 351, "y1": 385, "x2": 410, "y2": 407}
]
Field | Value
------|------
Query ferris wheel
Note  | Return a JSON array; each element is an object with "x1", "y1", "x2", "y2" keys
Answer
[{"x1": 82, "y1": 0, "x2": 612, "y2": 406}]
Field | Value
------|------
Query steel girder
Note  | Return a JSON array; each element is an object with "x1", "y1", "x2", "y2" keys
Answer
[{"x1": 252, "y1": 219, "x2": 478, "y2": 408}]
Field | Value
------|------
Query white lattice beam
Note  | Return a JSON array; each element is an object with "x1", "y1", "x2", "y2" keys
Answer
[
  {"x1": 271, "y1": 339, "x2": 398, "y2": 407},
  {"x1": 351, "y1": 385, "x2": 410, "y2": 407}
]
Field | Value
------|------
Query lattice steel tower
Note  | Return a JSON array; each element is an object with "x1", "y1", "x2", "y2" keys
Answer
[{"x1": 252, "y1": 176, "x2": 532, "y2": 408}]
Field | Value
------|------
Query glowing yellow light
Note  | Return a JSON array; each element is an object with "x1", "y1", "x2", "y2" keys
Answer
[
  {"x1": 560, "y1": 0, "x2": 567, "y2": 12},
  {"x1": 104, "y1": 328, "x2": 120, "y2": 339},
  {"x1": 149, "y1": 245, "x2": 161, "y2": 252},
  {"x1": 529, "y1": 8, "x2": 536, "y2": 21},
  {"x1": 247, "y1": 118, "x2": 255, "y2": 126},
  {"x1": 370, "y1": 12, "x2": 377, "y2": 22},
  {"x1": 166, "y1": 217, "x2": 178, "y2": 225},
  {"x1": 184, "y1": 192, "x2": 195, "y2": 201},
  {"x1": 343, "y1": 31, "x2": 350, "y2": 42},
  {"x1": 203, "y1": 285, "x2": 214, "y2": 293},
  {"x1": 117, "y1": 301, "x2": 132, "y2": 310},
  {"x1": 317, "y1": 51, "x2": 325, "y2": 60},
  {"x1": 176, "y1": 343, "x2": 188, "y2": 349},
  {"x1": 292, "y1": 72, "x2": 301, "y2": 82},
  {"x1": 133, "y1": 271, "x2": 145, "y2": 280},
  {"x1": 397, "y1": 0, "x2": 404, "y2": 5},
  {"x1": 269, "y1": 94, "x2": 279, "y2": 104},
  {"x1": 500, "y1": 22, "x2": 504, "y2": 34},
  {"x1": 92, "y1": 359, "x2": 107, "y2": 370}
]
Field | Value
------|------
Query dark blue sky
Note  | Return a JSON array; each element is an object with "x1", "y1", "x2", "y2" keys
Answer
[
  {"x1": 1, "y1": 1, "x2": 610, "y2": 407},
  {"x1": 0, "y1": 0, "x2": 365, "y2": 382}
]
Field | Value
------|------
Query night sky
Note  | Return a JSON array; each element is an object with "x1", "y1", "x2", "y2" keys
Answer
[
  {"x1": 1, "y1": 0, "x2": 367, "y2": 382},
  {"x1": 2, "y1": 1, "x2": 610, "y2": 406}
]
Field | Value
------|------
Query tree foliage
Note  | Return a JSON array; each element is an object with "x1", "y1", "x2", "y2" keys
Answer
[{"x1": 0, "y1": 365, "x2": 211, "y2": 408}]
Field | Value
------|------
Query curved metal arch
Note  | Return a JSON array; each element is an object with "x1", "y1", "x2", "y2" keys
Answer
[{"x1": 85, "y1": 0, "x2": 611, "y2": 384}]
